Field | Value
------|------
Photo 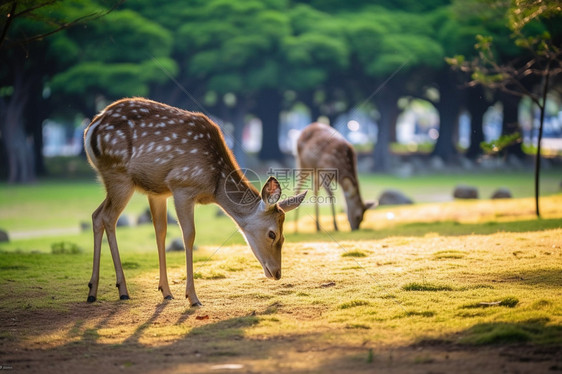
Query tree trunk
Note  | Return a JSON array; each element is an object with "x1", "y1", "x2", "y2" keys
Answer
[
  {"x1": 256, "y1": 89, "x2": 283, "y2": 161},
  {"x1": 498, "y1": 92, "x2": 525, "y2": 158},
  {"x1": 231, "y1": 98, "x2": 248, "y2": 169},
  {"x1": 465, "y1": 86, "x2": 488, "y2": 160},
  {"x1": 432, "y1": 70, "x2": 461, "y2": 161},
  {"x1": 0, "y1": 64, "x2": 35, "y2": 183},
  {"x1": 373, "y1": 88, "x2": 399, "y2": 172}
]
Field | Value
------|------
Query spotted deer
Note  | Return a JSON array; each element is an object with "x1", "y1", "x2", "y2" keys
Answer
[
  {"x1": 84, "y1": 98, "x2": 306, "y2": 306},
  {"x1": 295, "y1": 122, "x2": 376, "y2": 231}
]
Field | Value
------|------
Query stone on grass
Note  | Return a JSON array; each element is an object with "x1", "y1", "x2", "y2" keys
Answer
[
  {"x1": 166, "y1": 238, "x2": 197, "y2": 252},
  {"x1": 137, "y1": 208, "x2": 178, "y2": 225},
  {"x1": 0, "y1": 229, "x2": 9, "y2": 242},
  {"x1": 453, "y1": 185, "x2": 478, "y2": 199},
  {"x1": 117, "y1": 215, "x2": 132, "y2": 227},
  {"x1": 491, "y1": 188, "x2": 512, "y2": 199},
  {"x1": 378, "y1": 189, "x2": 413, "y2": 205}
]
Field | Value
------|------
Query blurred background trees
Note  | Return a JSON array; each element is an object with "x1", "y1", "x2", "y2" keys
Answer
[{"x1": 1, "y1": 0, "x2": 561, "y2": 182}]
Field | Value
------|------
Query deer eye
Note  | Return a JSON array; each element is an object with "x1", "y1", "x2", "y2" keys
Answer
[{"x1": 268, "y1": 231, "x2": 276, "y2": 240}]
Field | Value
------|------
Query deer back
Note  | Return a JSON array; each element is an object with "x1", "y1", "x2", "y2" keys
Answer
[{"x1": 84, "y1": 98, "x2": 243, "y2": 197}]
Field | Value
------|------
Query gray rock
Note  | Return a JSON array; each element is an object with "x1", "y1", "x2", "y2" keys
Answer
[
  {"x1": 137, "y1": 208, "x2": 178, "y2": 225},
  {"x1": 117, "y1": 215, "x2": 132, "y2": 227},
  {"x1": 80, "y1": 221, "x2": 91, "y2": 232},
  {"x1": 378, "y1": 189, "x2": 414, "y2": 205},
  {"x1": 0, "y1": 229, "x2": 9, "y2": 242},
  {"x1": 491, "y1": 188, "x2": 512, "y2": 199},
  {"x1": 453, "y1": 185, "x2": 478, "y2": 199},
  {"x1": 429, "y1": 156, "x2": 445, "y2": 170},
  {"x1": 166, "y1": 238, "x2": 197, "y2": 252}
]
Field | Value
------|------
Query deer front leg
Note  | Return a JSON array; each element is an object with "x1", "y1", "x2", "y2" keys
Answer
[
  {"x1": 172, "y1": 190, "x2": 201, "y2": 307},
  {"x1": 325, "y1": 186, "x2": 339, "y2": 231},
  {"x1": 314, "y1": 175, "x2": 321, "y2": 232},
  {"x1": 87, "y1": 200, "x2": 106, "y2": 302},
  {"x1": 149, "y1": 195, "x2": 173, "y2": 300}
]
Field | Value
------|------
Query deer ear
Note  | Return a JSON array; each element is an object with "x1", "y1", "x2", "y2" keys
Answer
[
  {"x1": 261, "y1": 177, "x2": 282, "y2": 207},
  {"x1": 364, "y1": 200, "x2": 378, "y2": 210},
  {"x1": 279, "y1": 190, "x2": 307, "y2": 212}
]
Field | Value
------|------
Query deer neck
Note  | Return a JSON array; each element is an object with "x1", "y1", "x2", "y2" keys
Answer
[
  {"x1": 214, "y1": 169, "x2": 261, "y2": 229},
  {"x1": 341, "y1": 178, "x2": 364, "y2": 209}
]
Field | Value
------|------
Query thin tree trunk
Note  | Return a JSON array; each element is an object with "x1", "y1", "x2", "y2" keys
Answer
[
  {"x1": 432, "y1": 70, "x2": 461, "y2": 161},
  {"x1": 373, "y1": 88, "x2": 399, "y2": 172},
  {"x1": 466, "y1": 86, "x2": 488, "y2": 160}
]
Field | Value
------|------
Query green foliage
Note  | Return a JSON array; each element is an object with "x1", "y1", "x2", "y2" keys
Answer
[
  {"x1": 51, "y1": 241, "x2": 83, "y2": 255},
  {"x1": 480, "y1": 133, "x2": 522, "y2": 155}
]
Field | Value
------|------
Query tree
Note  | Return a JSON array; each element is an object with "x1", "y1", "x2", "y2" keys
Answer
[
  {"x1": 344, "y1": 6, "x2": 444, "y2": 171},
  {"x1": 0, "y1": 0, "x2": 120, "y2": 182},
  {"x1": 448, "y1": 0, "x2": 562, "y2": 217}
]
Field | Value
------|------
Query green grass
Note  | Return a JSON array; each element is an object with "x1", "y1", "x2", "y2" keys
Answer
[{"x1": 1, "y1": 175, "x2": 562, "y2": 371}]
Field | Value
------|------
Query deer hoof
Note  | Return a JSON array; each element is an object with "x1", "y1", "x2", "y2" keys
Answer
[
  {"x1": 87, "y1": 296, "x2": 96, "y2": 303},
  {"x1": 164, "y1": 295, "x2": 174, "y2": 300},
  {"x1": 191, "y1": 301, "x2": 203, "y2": 307},
  {"x1": 119, "y1": 294, "x2": 130, "y2": 300}
]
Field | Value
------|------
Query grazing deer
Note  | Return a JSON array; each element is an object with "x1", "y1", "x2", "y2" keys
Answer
[
  {"x1": 295, "y1": 122, "x2": 376, "y2": 231},
  {"x1": 84, "y1": 98, "x2": 306, "y2": 306}
]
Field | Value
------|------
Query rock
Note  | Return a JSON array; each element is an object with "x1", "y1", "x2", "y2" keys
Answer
[
  {"x1": 378, "y1": 189, "x2": 414, "y2": 205},
  {"x1": 491, "y1": 188, "x2": 512, "y2": 199},
  {"x1": 166, "y1": 238, "x2": 197, "y2": 252},
  {"x1": 137, "y1": 209, "x2": 152, "y2": 225},
  {"x1": 80, "y1": 221, "x2": 91, "y2": 232},
  {"x1": 453, "y1": 185, "x2": 478, "y2": 199},
  {"x1": 117, "y1": 215, "x2": 132, "y2": 227},
  {"x1": 428, "y1": 156, "x2": 445, "y2": 170},
  {"x1": 0, "y1": 229, "x2": 9, "y2": 242},
  {"x1": 137, "y1": 208, "x2": 178, "y2": 225}
]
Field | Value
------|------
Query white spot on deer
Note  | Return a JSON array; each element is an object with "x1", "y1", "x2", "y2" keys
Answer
[
  {"x1": 176, "y1": 148, "x2": 185, "y2": 155},
  {"x1": 182, "y1": 166, "x2": 190, "y2": 172},
  {"x1": 168, "y1": 120, "x2": 176, "y2": 125},
  {"x1": 164, "y1": 145, "x2": 172, "y2": 152},
  {"x1": 188, "y1": 122, "x2": 195, "y2": 127},
  {"x1": 116, "y1": 130, "x2": 124, "y2": 138},
  {"x1": 221, "y1": 172, "x2": 226, "y2": 178},
  {"x1": 140, "y1": 108, "x2": 149, "y2": 113},
  {"x1": 111, "y1": 113, "x2": 121, "y2": 118},
  {"x1": 128, "y1": 120, "x2": 135, "y2": 128},
  {"x1": 104, "y1": 133, "x2": 111, "y2": 143},
  {"x1": 207, "y1": 133, "x2": 211, "y2": 139},
  {"x1": 148, "y1": 123, "x2": 154, "y2": 128},
  {"x1": 164, "y1": 136, "x2": 170, "y2": 142},
  {"x1": 156, "y1": 145, "x2": 163, "y2": 152},
  {"x1": 161, "y1": 116, "x2": 168, "y2": 120},
  {"x1": 106, "y1": 125, "x2": 115, "y2": 130},
  {"x1": 140, "y1": 122, "x2": 146, "y2": 128},
  {"x1": 172, "y1": 133, "x2": 178, "y2": 139},
  {"x1": 190, "y1": 148, "x2": 198, "y2": 154},
  {"x1": 187, "y1": 131, "x2": 193, "y2": 136},
  {"x1": 147, "y1": 142, "x2": 154, "y2": 152},
  {"x1": 131, "y1": 109, "x2": 138, "y2": 114},
  {"x1": 155, "y1": 131, "x2": 161, "y2": 135},
  {"x1": 141, "y1": 131, "x2": 147, "y2": 137},
  {"x1": 203, "y1": 151, "x2": 209, "y2": 155},
  {"x1": 181, "y1": 139, "x2": 187, "y2": 144},
  {"x1": 111, "y1": 138, "x2": 118, "y2": 145},
  {"x1": 121, "y1": 115, "x2": 127, "y2": 120},
  {"x1": 133, "y1": 130, "x2": 138, "y2": 140},
  {"x1": 192, "y1": 168, "x2": 202, "y2": 177},
  {"x1": 157, "y1": 122, "x2": 166, "y2": 128}
]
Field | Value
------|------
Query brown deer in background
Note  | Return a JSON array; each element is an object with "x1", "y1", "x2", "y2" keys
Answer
[
  {"x1": 295, "y1": 122, "x2": 376, "y2": 231},
  {"x1": 84, "y1": 98, "x2": 306, "y2": 306}
]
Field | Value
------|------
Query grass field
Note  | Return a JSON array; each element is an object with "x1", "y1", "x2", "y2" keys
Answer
[{"x1": 0, "y1": 171, "x2": 561, "y2": 373}]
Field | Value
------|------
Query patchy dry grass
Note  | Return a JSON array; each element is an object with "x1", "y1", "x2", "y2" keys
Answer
[{"x1": 0, "y1": 194, "x2": 561, "y2": 373}]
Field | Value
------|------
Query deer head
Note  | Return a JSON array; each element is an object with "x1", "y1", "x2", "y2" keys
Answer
[{"x1": 237, "y1": 177, "x2": 306, "y2": 280}]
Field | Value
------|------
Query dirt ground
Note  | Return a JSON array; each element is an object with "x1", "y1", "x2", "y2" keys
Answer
[{"x1": 2, "y1": 301, "x2": 561, "y2": 374}]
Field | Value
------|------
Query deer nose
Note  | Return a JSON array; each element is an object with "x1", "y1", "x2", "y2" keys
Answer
[{"x1": 274, "y1": 270, "x2": 281, "y2": 280}]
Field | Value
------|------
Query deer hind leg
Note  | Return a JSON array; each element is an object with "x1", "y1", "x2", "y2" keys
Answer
[
  {"x1": 87, "y1": 201, "x2": 106, "y2": 302},
  {"x1": 293, "y1": 178, "x2": 306, "y2": 233},
  {"x1": 101, "y1": 178, "x2": 135, "y2": 300},
  {"x1": 148, "y1": 195, "x2": 173, "y2": 300},
  {"x1": 172, "y1": 189, "x2": 201, "y2": 307}
]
